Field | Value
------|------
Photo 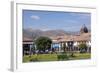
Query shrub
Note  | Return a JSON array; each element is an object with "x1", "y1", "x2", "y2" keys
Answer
[{"x1": 57, "y1": 54, "x2": 69, "y2": 60}]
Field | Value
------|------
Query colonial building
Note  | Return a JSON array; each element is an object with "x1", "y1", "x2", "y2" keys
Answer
[
  {"x1": 23, "y1": 37, "x2": 33, "y2": 55},
  {"x1": 23, "y1": 25, "x2": 91, "y2": 55}
]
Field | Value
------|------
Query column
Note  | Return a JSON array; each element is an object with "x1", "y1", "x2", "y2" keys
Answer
[
  {"x1": 29, "y1": 44, "x2": 32, "y2": 55},
  {"x1": 59, "y1": 43, "x2": 61, "y2": 52}
]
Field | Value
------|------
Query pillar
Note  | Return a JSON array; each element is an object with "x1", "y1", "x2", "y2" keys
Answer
[{"x1": 29, "y1": 44, "x2": 32, "y2": 55}]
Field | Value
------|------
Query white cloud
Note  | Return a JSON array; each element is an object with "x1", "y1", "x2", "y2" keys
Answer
[
  {"x1": 69, "y1": 13, "x2": 90, "y2": 19},
  {"x1": 30, "y1": 15, "x2": 40, "y2": 20}
]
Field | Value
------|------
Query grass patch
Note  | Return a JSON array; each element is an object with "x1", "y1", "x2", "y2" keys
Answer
[
  {"x1": 23, "y1": 54, "x2": 57, "y2": 62},
  {"x1": 23, "y1": 53, "x2": 91, "y2": 63},
  {"x1": 37, "y1": 54, "x2": 57, "y2": 61},
  {"x1": 71, "y1": 53, "x2": 91, "y2": 60}
]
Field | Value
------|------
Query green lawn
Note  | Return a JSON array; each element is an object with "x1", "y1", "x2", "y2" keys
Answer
[
  {"x1": 68, "y1": 53, "x2": 91, "y2": 60},
  {"x1": 23, "y1": 53, "x2": 91, "y2": 63}
]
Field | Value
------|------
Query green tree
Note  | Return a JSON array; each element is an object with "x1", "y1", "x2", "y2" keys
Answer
[
  {"x1": 35, "y1": 36, "x2": 52, "y2": 52},
  {"x1": 63, "y1": 43, "x2": 67, "y2": 52},
  {"x1": 79, "y1": 43, "x2": 87, "y2": 53}
]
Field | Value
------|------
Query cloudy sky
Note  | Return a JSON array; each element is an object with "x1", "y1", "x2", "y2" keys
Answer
[{"x1": 23, "y1": 10, "x2": 91, "y2": 32}]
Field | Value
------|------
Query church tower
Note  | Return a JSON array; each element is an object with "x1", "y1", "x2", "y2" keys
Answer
[{"x1": 80, "y1": 24, "x2": 88, "y2": 34}]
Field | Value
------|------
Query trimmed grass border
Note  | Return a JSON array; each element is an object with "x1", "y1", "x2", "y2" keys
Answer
[{"x1": 23, "y1": 53, "x2": 91, "y2": 63}]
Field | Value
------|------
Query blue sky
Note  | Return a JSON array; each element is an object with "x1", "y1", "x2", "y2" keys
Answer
[{"x1": 23, "y1": 10, "x2": 91, "y2": 32}]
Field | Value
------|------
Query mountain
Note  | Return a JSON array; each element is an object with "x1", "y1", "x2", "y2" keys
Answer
[
  {"x1": 23, "y1": 28, "x2": 43, "y2": 39},
  {"x1": 23, "y1": 28, "x2": 80, "y2": 40},
  {"x1": 43, "y1": 29, "x2": 70, "y2": 36}
]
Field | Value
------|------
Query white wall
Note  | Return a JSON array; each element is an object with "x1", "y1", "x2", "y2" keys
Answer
[{"x1": 0, "y1": 0, "x2": 100, "y2": 73}]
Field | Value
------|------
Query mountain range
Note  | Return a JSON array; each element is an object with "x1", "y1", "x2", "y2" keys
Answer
[{"x1": 23, "y1": 28, "x2": 81, "y2": 39}]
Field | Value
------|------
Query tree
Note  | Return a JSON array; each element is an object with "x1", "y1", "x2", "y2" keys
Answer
[
  {"x1": 79, "y1": 43, "x2": 87, "y2": 53},
  {"x1": 63, "y1": 43, "x2": 67, "y2": 52},
  {"x1": 35, "y1": 36, "x2": 52, "y2": 52}
]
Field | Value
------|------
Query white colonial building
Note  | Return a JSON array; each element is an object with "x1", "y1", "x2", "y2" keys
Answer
[{"x1": 23, "y1": 25, "x2": 91, "y2": 55}]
